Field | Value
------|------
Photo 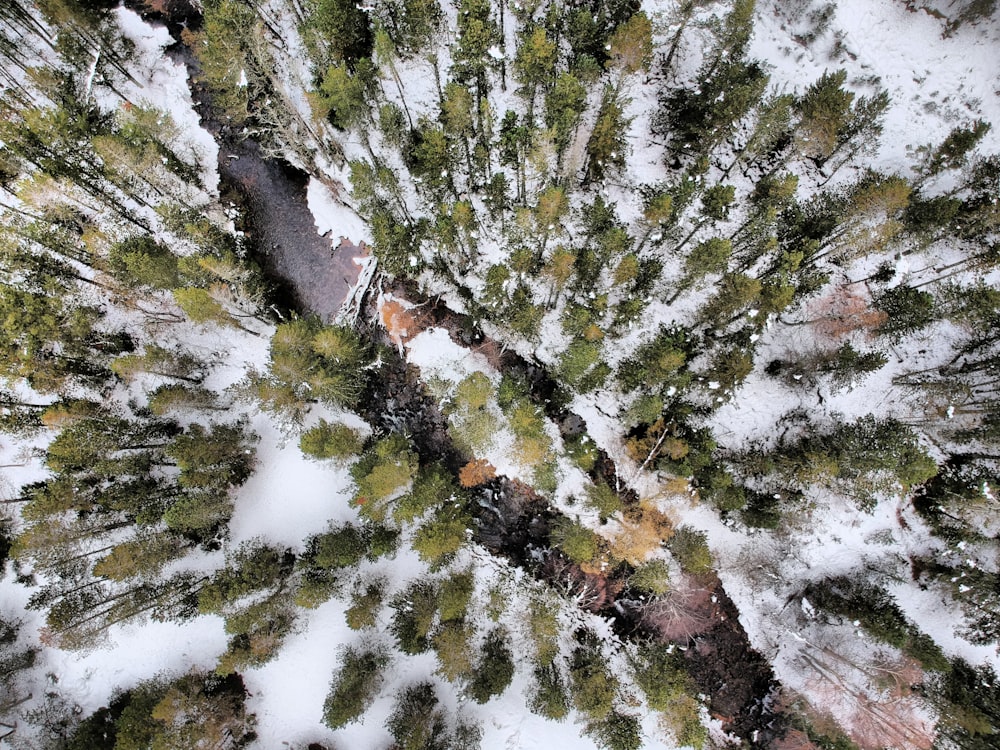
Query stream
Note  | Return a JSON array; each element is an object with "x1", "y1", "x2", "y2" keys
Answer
[
  {"x1": 135, "y1": 3, "x2": 785, "y2": 744},
  {"x1": 138, "y1": 0, "x2": 358, "y2": 320}
]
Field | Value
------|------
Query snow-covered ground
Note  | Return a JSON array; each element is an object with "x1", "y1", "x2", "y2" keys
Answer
[{"x1": 2, "y1": 1, "x2": 1000, "y2": 748}]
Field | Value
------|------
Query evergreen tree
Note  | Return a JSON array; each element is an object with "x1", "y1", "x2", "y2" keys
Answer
[
  {"x1": 585, "y1": 88, "x2": 629, "y2": 182},
  {"x1": 323, "y1": 646, "x2": 388, "y2": 728},
  {"x1": 467, "y1": 627, "x2": 515, "y2": 703}
]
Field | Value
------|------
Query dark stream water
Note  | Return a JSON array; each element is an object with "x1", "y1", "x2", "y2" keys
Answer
[
  {"x1": 143, "y1": 0, "x2": 358, "y2": 321},
  {"x1": 213, "y1": 137, "x2": 356, "y2": 321}
]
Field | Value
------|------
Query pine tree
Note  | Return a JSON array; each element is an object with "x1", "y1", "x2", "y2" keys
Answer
[
  {"x1": 322, "y1": 646, "x2": 388, "y2": 728},
  {"x1": 467, "y1": 626, "x2": 514, "y2": 703},
  {"x1": 585, "y1": 88, "x2": 629, "y2": 183}
]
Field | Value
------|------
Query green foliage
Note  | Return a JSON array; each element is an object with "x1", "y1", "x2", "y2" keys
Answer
[
  {"x1": 667, "y1": 526, "x2": 712, "y2": 575},
  {"x1": 699, "y1": 272, "x2": 762, "y2": 324},
  {"x1": 113, "y1": 344, "x2": 203, "y2": 385},
  {"x1": 162, "y1": 492, "x2": 232, "y2": 539},
  {"x1": 433, "y1": 619, "x2": 475, "y2": 682},
  {"x1": 217, "y1": 593, "x2": 296, "y2": 672},
  {"x1": 351, "y1": 433, "x2": 419, "y2": 514},
  {"x1": 372, "y1": 0, "x2": 441, "y2": 56},
  {"x1": 262, "y1": 317, "x2": 372, "y2": 412},
  {"x1": 93, "y1": 534, "x2": 184, "y2": 582},
  {"x1": 529, "y1": 661, "x2": 570, "y2": 719},
  {"x1": 568, "y1": 635, "x2": 618, "y2": 720},
  {"x1": 390, "y1": 579, "x2": 439, "y2": 654},
  {"x1": 584, "y1": 480, "x2": 623, "y2": 521},
  {"x1": 795, "y1": 69, "x2": 854, "y2": 161},
  {"x1": 299, "y1": 419, "x2": 364, "y2": 460},
  {"x1": 872, "y1": 286, "x2": 936, "y2": 339},
  {"x1": 632, "y1": 643, "x2": 705, "y2": 745},
  {"x1": 304, "y1": 0, "x2": 373, "y2": 65},
  {"x1": 345, "y1": 577, "x2": 386, "y2": 630},
  {"x1": 557, "y1": 340, "x2": 608, "y2": 392},
  {"x1": 467, "y1": 627, "x2": 515, "y2": 703},
  {"x1": 168, "y1": 422, "x2": 256, "y2": 492},
  {"x1": 701, "y1": 184, "x2": 736, "y2": 220},
  {"x1": 708, "y1": 346, "x2": 754, "y2": 393},
  {"x1": 452, "y1": 0, "x2": 500, "y2": 90},
  {"x1": 438, "y1": 570, "x2": 475, "y2": 622},
  {"x1": 631, "y1": 641, "x2": 691, "y2": 710},
  {"x1": 395, "y1": 463, "x2": 460, "y2": 524},
  {"x1": 618, "y1": 325, "x2": 692, "y2": 396},
  {"x1": 296, "y1": 522, "x2": 393, "y2": 608},
  {"x1": 407, "y1": 119, "x2": 453, "y2": 194},
  {"x1": 565, "y1": 433, "x2": 598, "y2": 472},
  {"x1": 586, "y1": 88, "x2": 629, "y2": 182},
  {"x1": 586, "y1": 710, "x2": 642, "y2": 750},
  {"x1": 780, "y1": 415, "x2": 937, "y2": 501},
  {"x1": 322, "y1": 646, "x2": 388, "y2": 728},
  {"x1": 527, "y1": 594, "x2": 560, "y2": 663},
  {"x1": 682, "y1": 237, "x2": 732, "y2": 282},
  {"x1": 68, "y1": 671, "x2": 254, "y2": 750},
  {"x1": 551, "y1": 517, "x2": 600, "y2": 565},
  {"x1": 172, "y1": 287, "x2": 238, "y2": 329},
  {"x1": 197, "y1": 542, "x2": 287, "y2": 614},
  {"x1": 545, "y1": 72, "x2": 587, "y2": 155},
  {"x1": 928, "y1": 658, "x2": 1000, "y2": 750},
  {"x1": 503, "y1": 390, "x2": 553, "y2": 468},
  {"x1": 607, "y1": 11, "x2": 652, "y2": 74},
  {"x1": 455, "y1": 371, "x2": 492, "y2": 410},
  {"x1": 319, "y1": 58, "x2": 377, "y2": 130},
  {"x1": 385, "y1": 681, "x2": 481, "y2": 750},
  {"x1": 514, "y1": 25, "x2": 557, "y2": 91},
  {"x1": 147, "y1": 383, "x2": 218, "y2": 416},
  {"x1": 816, "y1": 343, "x2": 888, "y2": 387},
  {"x1": 658, "y1": 56, "x2": 768, "y2": 159},
  {"x1": 307, "y1": 523, "x2": 370, "y2": 571},
  {"x1": 807, "y1": 575, "x2": 950, "y2": 672},
  {"x1": 107, "y1": 236, "x2": 179, "y2": 289},
  {"x1": 921, "y1": 119, "x2": 991, "y2": 176},
  {"x1": 188, "y1": 0, "x2": 256, "y2": 122}
]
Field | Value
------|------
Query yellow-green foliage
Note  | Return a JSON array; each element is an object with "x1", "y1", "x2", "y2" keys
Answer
[
  {"x1": 438, "y1": 570, "x2": 475, "y2": 622},
  {"x1": 433, "y1": 620, "x2": 475, "y2": 682},
  {"x1": 185, "y1": 0, "x2": 255, "y2": 122},
  {"x1": 667, "y1": 526, "x2": 712, "y2": 575},
  {"x1": 506, "y1": 396, "x2": 554, "y2": 469},
  {"x1": 351, "y1": 434, "x2": 419, "y2": 519},
  {"x1": 451, "y1": 372, "x2": 497, "y2": 455},
  {"x1": 632, "y1": 642, "x2": 705, "y2": 746},
  {"x1": 344, "y1": 578, "x2": 386, "y2": 630},
  {"x1": 527, "y1": 595, "x2": 561, "y2": 663},
  {"x1": 583, "y1": 480, "x2": 623, "y2": 521},
  {"x1": 551, "y1": 518, "x2": 600, "y2": 566},
  {"x1": 630, "y1": 559, "x2": 671, "y2": 596},
  {"x1": 394, "y1": 463, "x2": 458, "y2": 524},
  {"x1": 412, "y1": 505, "x2": 470, "y2": 567},
  {"x1": 455, "y1": 371, "x2": 492, "y2": 410},
  {"x1": 299, "y1": 419, "x2": 364, "y2": 460},
  {"x1": 569, "y1": 639, "x2": 618, "y2": 720}
]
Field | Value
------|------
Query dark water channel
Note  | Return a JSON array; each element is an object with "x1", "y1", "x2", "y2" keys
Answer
[
  {"x1": 140, "y1": 0, "x2": 357, "y2": 321},
  {"x1": 213, "y1": 138, "x2": 355, "y2": 321}
]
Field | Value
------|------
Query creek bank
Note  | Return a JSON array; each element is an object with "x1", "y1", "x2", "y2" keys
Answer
[{"x1": 377, "y1": 281, "x2": 785, "y2": 745}]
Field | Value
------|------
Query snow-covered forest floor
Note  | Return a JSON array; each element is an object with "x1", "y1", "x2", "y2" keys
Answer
[{"x1": 1, "y1": 0, "x2": 999, "y2": 749}]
